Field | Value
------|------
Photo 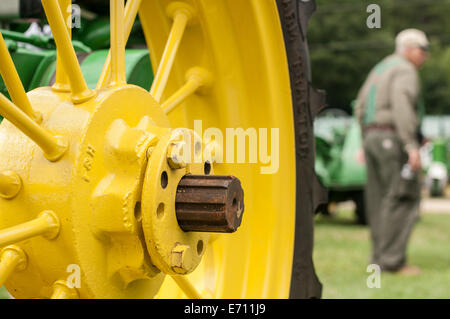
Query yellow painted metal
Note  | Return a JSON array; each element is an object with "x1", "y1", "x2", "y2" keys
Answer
[
  {"x1": 97, "y1": 0, "x2": 142, "y2": 89},
  {"x1": 0, "y1": 211, "x2": 60, "y2": 248},
  {"x1": 68, "y1": 86, "x2": 170, "y2": 297},
  {"x1": 171, "y1": 275, "x2": 201, "y2": 299},
  {"x1": 110, "y1": 0, "x2": 126, "y2": 86},
  {"x1": 50, "y1": 280, "x2": 79, "y2": 299},
  {"x1": 141, "y1": 129, "x2": 210, "y2": 276},
  {"x1": 0, "y1": 0, "x2": 295, "y2": 299},
  {"x1": 0, "y1": 93, "x2": 67, "y2": 161},
  {"x1": 149, "y1": 2, "x2": 193, "y2": 102},
  {"x1": 0, "y1": 246, "x2": 27, "y2": 287},
  {"x1": 140, "y1": 0, "x2": 295, "y2": 298},
  {"x1": 0, "y1": 171, "x2": 22, "y2": 199},
  {"x1": 0, "y1": 85, "x2": 170, "y2": 298},
  {"x1": 52, "y1": 0, "x2": 71, "y2": 92},
  {"x1": 41, "y1": 0, "x2": 95, "y2": 103},
  {"x1": 162, "y1": 67, "x2": 212, "y2": 114},
  {"x1": 0, "y1": 32, "x2": 41, "y2": 122}
]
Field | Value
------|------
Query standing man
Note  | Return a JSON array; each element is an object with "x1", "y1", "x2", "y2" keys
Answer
[{"x1": 355, "y1": 29, "x2": 429, "y2": 275}]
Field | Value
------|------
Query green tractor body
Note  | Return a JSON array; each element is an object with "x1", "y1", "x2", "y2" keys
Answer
[{"x1": 315, "y1": 110, "x2": 450, "y2": 224}]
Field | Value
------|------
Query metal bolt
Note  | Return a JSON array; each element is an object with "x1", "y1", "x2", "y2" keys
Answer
[
  {"x1": 171, "y1": 243, "x2": 194, "y2": 274},
  {"x1": 167, "y1": 142, "x2": 186, "y2": 169}
]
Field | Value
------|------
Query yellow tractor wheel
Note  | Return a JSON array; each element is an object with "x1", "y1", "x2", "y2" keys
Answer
[{"x1": 0, "y1": 0, "x2": 326, "y2": 298}]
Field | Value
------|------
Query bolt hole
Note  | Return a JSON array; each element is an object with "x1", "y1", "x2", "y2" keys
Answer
[
  {"x1": 161, "y1": 171, "x2": 168, "y2": 189},
  {"x1": 134, "y1": 201, "x2": 142, "y2": 222},
  {"x1": 204, "y1": 161, "x2": 211, "y2": 175},
  {"x1": 157, "y1": 202, "x2": 165, "y2": 219},
  {"x1": 197, "y1": 240, "x2": 204, "y2": 255}
]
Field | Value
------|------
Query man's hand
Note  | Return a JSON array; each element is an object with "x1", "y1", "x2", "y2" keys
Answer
[
  {"x1": 408, "y1": 149, "x2": 422, "y2": 172},
  {"x1": 356, "y1": 148, "x2": 365, "y2": 165}
]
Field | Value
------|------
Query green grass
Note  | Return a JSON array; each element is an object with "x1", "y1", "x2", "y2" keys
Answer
[
  {"x1": 314, "y1": 209, "x2": 450, "y2": 298},
  {"x1": 0, "y1": 286, "x2": 8, "y2": 299}
]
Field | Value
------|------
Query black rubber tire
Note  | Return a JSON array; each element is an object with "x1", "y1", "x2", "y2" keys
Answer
[
  {"x1": 430, "y1": 179, "x2": 444, "y2": 197},
  {"x1": 276, "y1": 0, "x2": 328, "y2": 299}
]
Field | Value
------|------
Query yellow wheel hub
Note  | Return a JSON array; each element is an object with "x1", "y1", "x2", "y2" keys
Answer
[
  {"x1": 142, "y1": 128, "x2": 211, "y2": 277},
  {"x1": 0, "y1": 0, "x2": 300, "y2": 299}
]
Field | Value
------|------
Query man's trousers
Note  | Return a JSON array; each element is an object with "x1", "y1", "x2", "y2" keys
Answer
[{"x1": 363, "y1": 130, "x2": 421, "y2": 270}]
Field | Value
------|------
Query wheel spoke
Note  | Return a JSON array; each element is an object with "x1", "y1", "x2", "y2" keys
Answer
[
  {"x1": 0, "y1": 246, "x2": 26, "y2": 287},
  {"x1": 162, "y1": 77, "x2": 199, "y2": 114},
  {"x1": 0, "y1": 211, "x2": 60, "y2": 247},
  {"x1": 162, "y1": 67, "x2": 212, "y2": 114},
  {"x1": 41, "y1": 0, "x2": 95, "y2": 103},
  {"x1": 150, "y1": 7, "x2": 192, "y2": 103},
  {"x1": 50, "y1": 280, "x2": 79, "y2": 299},
  {"x1": 0, "y1": 94, "x2": 68, "y2": 161},
  {"x1": 109, "y1": 0, "x2": 126, "y2": 86},
  {"x1": 97, "y1": 0, "x2": 142, "y2": 89},
  {"x1": 0, "y1": 32, "x2": 39, "y2": 121},
  {"x1": 171, "y1": 275, "x2": 202, "y2": 299},
  {"x1": 52, "y1": 0, "x2": 71, "y2": 92}
]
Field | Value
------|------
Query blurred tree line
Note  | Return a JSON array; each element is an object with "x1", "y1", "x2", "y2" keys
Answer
[{"x1": 309, "y1": 0, "x2": 450, "y2": 115}]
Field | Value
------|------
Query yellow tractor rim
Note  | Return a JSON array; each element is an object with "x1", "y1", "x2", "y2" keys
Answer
[{"x1": 139, "y1": 0, "x2": 296, "y2": 298}]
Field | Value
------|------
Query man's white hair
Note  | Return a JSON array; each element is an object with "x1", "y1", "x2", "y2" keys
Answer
[{"x1": 395, "y1": 29, "x2": 429, "y2": 54}]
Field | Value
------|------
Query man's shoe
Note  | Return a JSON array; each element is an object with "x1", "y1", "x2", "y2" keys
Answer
[{"x1": 395, "y1": 265, "x2": 422, "y2": 276}]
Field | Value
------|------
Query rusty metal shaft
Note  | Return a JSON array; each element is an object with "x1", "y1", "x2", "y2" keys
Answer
[{"x1": 175, "y1": 175, "x2": 244, "y2": 233}]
